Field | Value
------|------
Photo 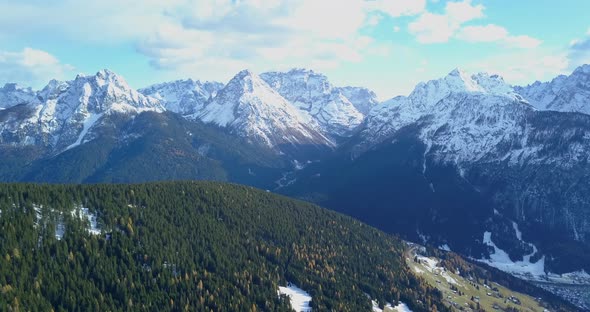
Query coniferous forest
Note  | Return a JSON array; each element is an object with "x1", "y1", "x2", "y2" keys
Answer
[{"x1": 0, "y1": 181, "x2": 448, "y2": 311}]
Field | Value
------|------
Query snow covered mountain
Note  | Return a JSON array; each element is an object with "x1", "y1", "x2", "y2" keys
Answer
[
  {"x1": 0, "y1": 83, "x2": 38, "y2": 110},
  {"x1": 197, "y1": 69, "x2": 333, "y2": 153},
  {"x1": 3, "y1": 65, "x2": 590, "y2": 281},
  {"x1": 260, "y1": 68, "x2": 376, "y2": 137},
  {"x1": 0, "y1": 69, "x2": 163, "y2": 152},
  {"x1": 360, "y1": 69, "x2": 536, "y2": 163},
  {"x1": 516, "y1": 64, "x2": 590, "y2": 115},
  {"x1": 371, "y1": 68, "x2": 590, "y2": 263},
  {"x1": 139, "y1": 79, "x2": 223, "y2": 116},
  {"x1": 285, "y1": 67, "x2": 590, "y2": 278},
  {"x1": 338, "y1": 86, "x2": 380, "y2": 115}
]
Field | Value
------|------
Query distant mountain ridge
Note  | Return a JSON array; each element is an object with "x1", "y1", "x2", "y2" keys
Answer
[
  {"x1": 2, "y1": 64, "x2": 590, "y2": 293},
  {"x1": 0, "y1": 83, "x2": 37, "y2": 109},
  {"x1": 195, "y1": 69, "x2": 333, "y2": 152},
  {"x1": 139, "y1": 78, "x2": 224, "y2": 116},
  {"x1": 0, "y1": 69, "x2": 163, "y2": 154},
  {"x1": 260, "y1": 68, "x2": 378, "y2": 138},
  {"x1": 283, "y1": 65, "x2": 590, "y2": 282},
  {"x1": 516, "y1": 64, "x2": 590, "y2": 115}
]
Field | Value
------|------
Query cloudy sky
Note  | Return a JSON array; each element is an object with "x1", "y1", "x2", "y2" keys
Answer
[{"x1": 1, "y1": 0, "x2": 589, "y2": 99}]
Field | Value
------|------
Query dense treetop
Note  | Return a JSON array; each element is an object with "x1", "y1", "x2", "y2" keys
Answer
[{"x1": 0, "y1": 181, "x2": 447, "y2": 311}]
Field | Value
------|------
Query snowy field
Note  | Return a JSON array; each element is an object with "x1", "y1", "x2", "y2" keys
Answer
[
  {"x1": 71, "y1": 206, "x2": 101, "y2": 235},
  {"x1": 372, "y1": 300, "x2": 412, "y2": 312},
  {"x1": 278, "y1": 283, "x2": 312, "y2": 312},
  {"x1": 477, "y1": 227, "x2": 590, "y2": 285},
  {"x1": 414, "y1": 255, "x2": 459, "y2": 285}
]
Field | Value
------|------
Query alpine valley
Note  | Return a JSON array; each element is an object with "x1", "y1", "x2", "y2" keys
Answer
[{"x1": 2, "y1": 65, "x2": 590, "y2": 309}]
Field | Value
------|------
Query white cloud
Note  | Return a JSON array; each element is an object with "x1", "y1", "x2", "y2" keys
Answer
[
  {"x1": 393, "y1": 26, "x2": 401, "y2": 33},
  {"x1": 272, "y1": 0, "x2": 367, "y2": 39},
  {"x1": 368, "y1": 0, "x2": 426, "y2": 17},
  {"x1": 367, "y1": 14, "x2": 383, "y2": 26},
  {"x1": 457, "y1": 24, "x2": 541, "y2": 48},
  {"x1": 409, "y1": 1, "x2": 541, "y2": 49},
  {"x1": 0, "y1": 1, "x2": 186, "y2": 43},
  {"x1": 466, "y1": 50, "x2": 568, "y2": 85},
  {"x1": 416, "y1": 59, "x2": 429, "y2": 73},
  {"x1": 135, "y1": 0, "x2": 396, "y2": 81},
  {"x1": 568, "y1": 30, "x2": 590, "y2": 69},
  {"x1": 0, "y1": 0, "x2": 428, "y2": 84},
  {"x1": 0, "y1": 48, "x2": 74, "y2": 87},
  {"x1": 409, "y1": 12, "x2": 456, "y2": 43},
  {"x1": 409, "y1": 0, "x2": 484, "y2": 43},
  {"x1": 503, "y1": 35, "x2": 542, "y2": 49},
  {"x1": 457, "y1": 24, "x2": 508, "y2": 42},
  {"x1": 445, "y1": 0, "x2": 485, "y2": 23}
]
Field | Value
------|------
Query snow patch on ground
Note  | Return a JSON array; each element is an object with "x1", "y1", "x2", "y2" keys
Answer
[
  {"x1": 512, "y1": 221, "x2": 523, "y2": 241},
  {"x1": 372, "y1": 300, "x2": 412, "y2": 312},
  {"x1": 439, "y1": 244, "x2": 451, "y2": 251},
  {"x1": 477, "y1": 229, "x2": 590, "y2": 285},
  {"x1": 65, "y1": 112, "x2": 104, "y2": 151},
  {"x1": 543, "y1": 270, "x2": 590, "y2": 285},
  {"x1": 372, "y1": 300, "x2": 391, "y2": 312},
  {"x1": 416, "y1": 255, "x2": 459, "y2": 285},
  {"x1": 479, "y1": 231, "x2": 545, "y2": 277},
  {"x1": 55, "y1": 220, "x2": 65, "y2": 240},
  {"x1": 372, "y1": 300, "x2": 384, "y2": 312},
  {"x1": 278, "y1": 283, "x2": 312, "y2": 312},
  {"x1": 72, "y1": 206, "x2": 101, "y2": 235},
  {"x1": 33, "y1": 204, "x2": 42, "y2": 227},
  {"x1": 391, "y1": 302, "x2": 412, "y2": 312}
]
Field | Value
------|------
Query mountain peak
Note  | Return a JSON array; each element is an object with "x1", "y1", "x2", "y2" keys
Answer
[
  {"x1": 414, "y1": 69, "x2": 518, "y2": 100},
  {"x1": 258, "y1": 69, "x2": 372, "y2": 136},
  {"x1": 227, "y1": 69, "x2": 270, "y2": 94},
  {"x1": 287, "y1": 68, "x2": 316, "y2": 75},
  {"x1": 96, "y1": 68, "x2": 118, "y2": 78},
  {"x1": 448, "y1": 67, "x2": 467, "y2": 77},
  {"x1": 573, "y1": 64, "x2": 590, "y2": 75},
  {"x1": 517, "y1": 63, "x2": 590, "y2": 114},
  {"x1": 0, "y1": 82, "x2": 37, "y2": 109},
  {"x1": 1, "y1": 82, "x2": 31, "y2": 92},
  {"x1": 235, "y1": 69, "x2": 255, "y2": 78},
  {"x1": 198, "y1": 69, "x2": 333, "y2": 150},
  {"x1": 139, "y1": 78, "x2": 224, "y2": 116},
  {"x1": 92, "y1": 69, "x2": 130, "y2": 88},
  {"x1": 441, "y1": 68, "x2": 485, "y2": 92}
]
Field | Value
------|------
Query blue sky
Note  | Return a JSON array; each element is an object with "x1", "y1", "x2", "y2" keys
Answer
[{"x1": 1, "y1": 0, "x2": 589, "y2": 99}]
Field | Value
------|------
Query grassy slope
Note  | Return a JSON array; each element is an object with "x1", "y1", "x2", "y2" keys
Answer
[{"x1": 406, "y1": 245, "x2": 566, "y2": 312}]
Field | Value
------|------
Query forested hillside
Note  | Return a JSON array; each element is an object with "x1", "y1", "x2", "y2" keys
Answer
[{"x1": 0, "y1": 182, "x2": 447, "y2": 311}]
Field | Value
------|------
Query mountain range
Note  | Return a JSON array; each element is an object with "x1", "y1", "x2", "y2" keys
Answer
[{"x1": 1, "y1": 64, "x2": 590, "y2": 298}]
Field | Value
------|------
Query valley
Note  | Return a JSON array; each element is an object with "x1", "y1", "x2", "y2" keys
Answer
[
  {"x1": 406, "y1": 245, "x2": 550, "y2": 312},
  {"x1": 3, "y1": 1, "x2": 589, "y2": 310},
  {"x1": 1, "y1": 65, "x2": 590, "y2": 310}
]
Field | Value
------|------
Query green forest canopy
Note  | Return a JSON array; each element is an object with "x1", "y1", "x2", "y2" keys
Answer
[{"x1": 0, "y1": 181, "x2": 447, "y2": 312}]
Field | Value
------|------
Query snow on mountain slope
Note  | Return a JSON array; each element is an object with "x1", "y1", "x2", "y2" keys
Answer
[
  {"x1": 0, "y1": 83, "x2": 38, "y2": 109},
  {"x1": 362, "y1": 69, "x2": 533, "y2": 164},
  {"x1": 0, "y1": 69, "x2": 163, "y2": 152},
  {"x1": 278, "y1": 283, "x2": 312, "y2": 312},
  {"x1": 479, "y1": 231, "x2": 546, "y2": 278},
  {"x1": 198, "y1": 70, "x2": 333, "y2": 150},
  {"x1": 64, "y1": 112, "x2": 105, "y2": 151},
  {"x1": 139, "y1": 79, "x2": 223, "y2": 115},
  {"x1": 353, "y1": 68, "x2": 590, "y2": 270},
  {"x1": 363, "y1": 68, "x2": 590, "y2": 168},
  {"x1": 516, "y1": 64, "x2": 590, "y2": 115},
  {"x1": 260, "y1": 68, "x2": 367, "y2": 137},
  {"x1": 338, "y1": 86, "x2": 380, "y2": 115}
]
